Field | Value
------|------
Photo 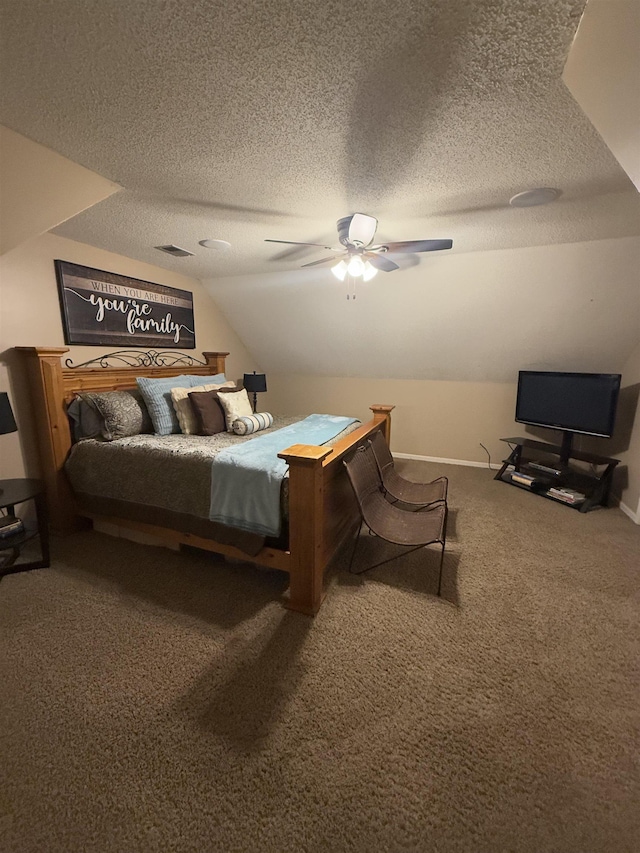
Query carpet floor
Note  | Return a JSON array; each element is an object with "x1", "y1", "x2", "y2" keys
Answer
[{"x1": 1, "y1": 461, "x2": 639, "y2": 853}]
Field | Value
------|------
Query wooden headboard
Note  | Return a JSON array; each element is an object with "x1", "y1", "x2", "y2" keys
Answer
[{"x1": 16, "y1": 347, "x2": 229, "y2": 532}]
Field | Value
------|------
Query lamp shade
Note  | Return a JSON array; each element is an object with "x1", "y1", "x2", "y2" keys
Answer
[
  {"x1": 0, "y1": 392, "x2": 17, "y2": 435},
  {"x1": 243, "y1": 372, "x2": 267, "y2": 394}
]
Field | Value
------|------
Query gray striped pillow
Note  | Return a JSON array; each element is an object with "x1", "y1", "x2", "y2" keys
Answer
[{"x1": 231, "y1": 412, "x2": 274, "y2": 435}]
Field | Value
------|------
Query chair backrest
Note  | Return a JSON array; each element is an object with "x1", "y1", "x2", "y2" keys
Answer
[
  {"x1": 369, "y1": 429, "x2": 394, "y2": 475},
  {"x1": 343, "y1": 443, "x2": 383, "y2": 515}
]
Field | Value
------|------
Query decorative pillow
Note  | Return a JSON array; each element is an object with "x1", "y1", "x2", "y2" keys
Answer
[
  {"x1": 67, "y1": 397, "x2": 105, "y2": 441},
  {"x1": 171, "y1": 381, "x2": 236, "y2": 434},
  {"x1": 76, "y1": 389, "x2": 153, "y2": 441},
  {"x1": 217, "y1": 387, "x2": 254, "y2": 431},
  {"x1": 188, "y1": 389, "x2": 228, "y2": 436},
  {"x1": 136, "y1": 373, "x2": 226, "y2": 435},
  {"x1": 231, "y1": 412, "x2": 274, "y2": 435}
]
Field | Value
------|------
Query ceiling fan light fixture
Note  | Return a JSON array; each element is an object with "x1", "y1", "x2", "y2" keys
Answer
[
  {"x1": 267, "y1": 213, "x2": 453, "y2": 285},
  {"x1": 347, "y1": 213, "x2": 378, "y2": 247},
  {"x1": 347, "y1": 255, "x2": 365, "y2": 277},
  {"x1": 331, "y1": 260, "x2": 348, "y2": 281},
  {"x1": 362, "y1": 261, "x2": 378, "y2": 281}
]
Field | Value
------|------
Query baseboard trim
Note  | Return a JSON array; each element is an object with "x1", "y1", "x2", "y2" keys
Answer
[
  {"x1": 393, "y1": 452, "x2": 500, "y2": 470},
  {"x1": 618, "y1": 500, "x2": 640, "y2": 525}
]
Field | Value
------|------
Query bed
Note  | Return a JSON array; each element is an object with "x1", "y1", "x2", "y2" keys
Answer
[{"x1": 18, "y1": 346, "x2": 393, "y2": 615}]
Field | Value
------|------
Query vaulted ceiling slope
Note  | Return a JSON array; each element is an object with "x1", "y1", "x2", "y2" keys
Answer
[
  {"x1": 1, "y1": 1, "x2": 638, "y2": 384},
  {"x1": 0, "y1": 0, "x2": 638, "y2": 282}
]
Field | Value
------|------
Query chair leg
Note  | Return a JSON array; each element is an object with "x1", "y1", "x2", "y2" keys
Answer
[
  {"x1": 437, "y1": 504, "x2": 449, "y2": 597},
  {"x1": 348, "y1": 518, "x2": 364, "y2": 574},
  {"x1": 351, "y1": 538, "x2": 428, "y2": 575},
  {"x1": 437, "y1": 542, "x2": 445, "y2": 596}
]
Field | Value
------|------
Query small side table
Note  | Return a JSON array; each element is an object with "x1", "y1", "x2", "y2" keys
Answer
[{"x1": 0, "y1": 478, "x2": 50, "y2": 577}]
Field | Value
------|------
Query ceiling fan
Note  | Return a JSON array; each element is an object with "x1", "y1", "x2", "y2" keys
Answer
[{"x1": 265, "y1": 213, "x2": 453, "y2": 283}]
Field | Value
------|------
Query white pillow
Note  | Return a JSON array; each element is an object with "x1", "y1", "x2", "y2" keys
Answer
[
  {"x1": 171, "y1": 381, "x2": 235, "y2": 434},
  {"x1": 217, "y1": 388, "x2": 254, "y2": 430}
]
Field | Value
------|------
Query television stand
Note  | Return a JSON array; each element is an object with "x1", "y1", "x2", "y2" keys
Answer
[{"x1": 495, "y1": 436, "x2": 619, "y2": 513}]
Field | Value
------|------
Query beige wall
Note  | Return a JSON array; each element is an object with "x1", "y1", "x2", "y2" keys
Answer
[
  {"x1": 0, "y1": 125, "x2": 120, "y2": 255},
  {"x1": 563, "y1": 0, "x2": 640, "y2": 191},
  {"x1": 265, "y1": 366, "x2": 639, "y2": 522},
  {"x1": 264, "y1": 375, "x2": 517, "y2": 466},
  {"x1": 0, "y1": 231, "x2": 256, "y2": 480},
  {"x1": 205, "y1": 236, "x2": 640, "y2": 383}
]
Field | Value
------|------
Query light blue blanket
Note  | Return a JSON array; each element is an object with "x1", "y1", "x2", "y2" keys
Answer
[{"x1": 209, "y1": 414, "x2": 358, "y2": 537}]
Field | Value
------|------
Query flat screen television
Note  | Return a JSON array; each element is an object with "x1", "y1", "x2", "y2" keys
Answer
[{"x1": 515, "y1": 371, "x2": 621, "y2": 464}]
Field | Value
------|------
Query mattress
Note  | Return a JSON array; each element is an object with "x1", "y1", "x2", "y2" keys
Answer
[{"x1": 65, "y1": 415, "x2": 360, "y2": 555}]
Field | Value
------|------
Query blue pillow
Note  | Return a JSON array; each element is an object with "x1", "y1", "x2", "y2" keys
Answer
[{"x1": 137, "y1": 373, "x2": 226, "y2": 435}]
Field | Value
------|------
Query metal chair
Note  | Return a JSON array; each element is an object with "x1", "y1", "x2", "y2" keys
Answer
[
  {"x1": 369, "y1": 429, "x2": 448, "y2": 509},
  {"x1": 343, "y1": 443, "x2": 447, "y2": 595}
]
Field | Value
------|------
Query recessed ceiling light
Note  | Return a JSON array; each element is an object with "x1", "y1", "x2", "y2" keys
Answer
[
  {"x1": 509, "y1": 188, "x2": 561, "y2": 207},
  {"x1": 199, "y1": 239, "x2": 232, "y2": 251}
]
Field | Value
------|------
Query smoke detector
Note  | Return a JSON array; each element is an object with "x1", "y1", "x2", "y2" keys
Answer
[
  {"x1": 154, "y1": 244, "x2": 194, "y2": 257},
  {"x1": 199, "y1": 239, "x2": 232, "y2": 251},
  {"x1": 509, "y1": 188, "x2": 561, "y2": 207}
]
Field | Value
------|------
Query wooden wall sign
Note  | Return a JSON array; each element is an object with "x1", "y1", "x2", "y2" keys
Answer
[{"x1": 54, "y1": 260, "x2": 196, "y2": 348}]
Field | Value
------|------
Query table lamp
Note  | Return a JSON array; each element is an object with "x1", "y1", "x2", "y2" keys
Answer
[{"x1": 243, "y1": 371, "x2": 267, "y2": 413}]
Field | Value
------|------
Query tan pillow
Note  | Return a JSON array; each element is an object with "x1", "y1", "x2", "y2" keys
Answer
[
  {"x1": 171, "y1": 381, "x2": 235, "y2": 434},
  {"x1": 217, "y1": 387, "x2": 253, "y2": 430}
]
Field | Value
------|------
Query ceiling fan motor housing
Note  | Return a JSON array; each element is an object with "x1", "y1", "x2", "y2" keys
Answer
[{"x1": 337, "y1": 216, "x2": 356, "y2": 247}]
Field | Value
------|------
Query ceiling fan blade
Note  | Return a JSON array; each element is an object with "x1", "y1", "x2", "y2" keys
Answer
[
  {"x1": 301, "y1": 256, "x2": 339, "y2": 268},
  {"x1": 348, "y1": 213, "x2": 378, "y2": 247},
  {"x1": 372, "y1": 239, "x2": 453, "y2": 254},
  {"x1": 265, "y1": 239, "x2": 334, "y2": 249},
  {"x1": 365, "y1": 253, "x2": 399, "y2": 272}
]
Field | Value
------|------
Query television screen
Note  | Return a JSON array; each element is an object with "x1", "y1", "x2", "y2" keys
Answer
[{"x1": 515, "y1": 371, "x2": 621, "y2": 438}]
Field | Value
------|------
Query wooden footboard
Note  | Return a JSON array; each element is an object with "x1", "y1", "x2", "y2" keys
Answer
[
  {"x1": 17, "y1": 346, "x2": 393, "y2": 615},
  {"x1": 280, "y1": 405, "x2": 393, "y2": 614}
]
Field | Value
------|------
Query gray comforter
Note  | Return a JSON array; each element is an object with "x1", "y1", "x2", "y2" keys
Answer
[{"x1": 65, "y1": 415, "x2": 359, "y2": 523}]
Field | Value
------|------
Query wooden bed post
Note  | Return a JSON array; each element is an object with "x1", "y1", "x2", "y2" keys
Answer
[
  {"x1": 16, "y1": 346, "x2": 83, "y2": 533},
  {"x1": 278, "y1": 444, "x2": 333, "y2": 615},
  {"x1": 370, "y1": 404, "x2": 394, "y2": 445},
  {"x1": 202, "y1": 352, "x2": 230, "y2": 376}
]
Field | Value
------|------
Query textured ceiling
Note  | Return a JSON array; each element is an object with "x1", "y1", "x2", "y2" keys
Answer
[
  {"x1": 0, "y1": 0, "x2": 640, "y2": 379},
  {"x1": 1, "y1": 0, "x2": 639, "y2": 283}
]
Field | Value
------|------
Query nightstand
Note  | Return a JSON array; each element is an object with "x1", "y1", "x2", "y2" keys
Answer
[{"x1": 0, "y1": 478, "x2": 50, "y2": 576}]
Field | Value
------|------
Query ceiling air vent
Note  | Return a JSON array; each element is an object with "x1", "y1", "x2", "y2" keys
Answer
[{"x1": 154, "y1": 244, "x2": 194, "y2": 258}]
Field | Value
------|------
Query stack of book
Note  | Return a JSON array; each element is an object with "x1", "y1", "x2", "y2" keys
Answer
[
  {"x1": 510, "y1": 471, "x2": 536, "y2": 488},
  {"x1": 0, "y1": 515, "x2": 25, "y2": 540},
  {"x1": 547, "y1": 487, "x2": 586, "y2": 506}
]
